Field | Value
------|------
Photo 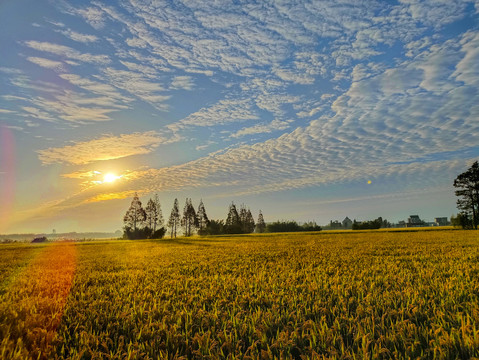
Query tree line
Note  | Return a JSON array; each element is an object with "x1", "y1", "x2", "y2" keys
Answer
[
  {"x1": 352, "y1": 217, "x2": 390, "y2": 230},
  {"x1": 123, "y1": 194, "x2": 267, "y2": 239}
]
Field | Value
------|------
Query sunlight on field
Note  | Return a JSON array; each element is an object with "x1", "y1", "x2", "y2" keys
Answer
[
  {"x1": 0, "y1": 242, "x2": 77, "y2": 359},
  {"x1": 0, "y1": 230, "x2": 478, "y2": 359}
]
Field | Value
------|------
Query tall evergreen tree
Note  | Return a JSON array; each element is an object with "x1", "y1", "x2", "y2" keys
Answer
[
  {"x1": 123, "y1": 192, "x2": 146, "y2": 232},
  {"x1": 255, "y1": 210, "x2": 266, "y2": 233},
  {"x1": 454, "y1": 161, "x2": 479, "y2": 229},
  {"x1": 145, "y1": 198, "x2": 156, "y2": 230},
  {"x1": 245, "y1": 209, "x2": 255, "y2": 233},
  {"x1": 152, "y1": 193, "x2": 163, "y2": 232},
  {"x1": 181, "y1": 198, "x2": 198, "y2": 236},
  {"x1": 225, "y1": 202, "x2": 241, "y2": 234},
  {"x1": 239, "y1": 204, "x2": 248, "y2": 233},
  {"x1": 197, "y1": 199, "x2": 210, "y2": 233},
  {"x1": 168, "y1": 198, "x2": 180, "y2": 238}
]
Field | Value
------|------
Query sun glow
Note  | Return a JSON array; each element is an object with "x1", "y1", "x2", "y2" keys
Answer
[
  {"x1": 103, "y1": 173, "x2": 120, "y2": 183},
  {"x1": 88, "y1": 171, "x2": 124, "y2": 186}
]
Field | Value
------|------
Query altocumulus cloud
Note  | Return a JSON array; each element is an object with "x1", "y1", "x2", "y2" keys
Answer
[
  {"x1": 96, "y1": 29, "x2": 479, "y2": 198},
  {"x1": 37, "y1": 131, "x2": 175, "y2": 165}
]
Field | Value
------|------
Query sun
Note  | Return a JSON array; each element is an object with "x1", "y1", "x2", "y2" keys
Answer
[{"x1": 103, "y1": 173, "x2": 119, "y2": 183}]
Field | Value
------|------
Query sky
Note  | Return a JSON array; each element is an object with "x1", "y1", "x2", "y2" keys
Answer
[{"x1": 1, "y1": 0, "x2": 479, "y2": 234}]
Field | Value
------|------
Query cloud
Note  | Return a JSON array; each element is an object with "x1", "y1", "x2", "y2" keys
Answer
[
  {"x1": 405, "y1": 37, "x2": 433, "y2": 57},
  {"x1": 452, "y1": 31, "x2": 479, "y2": 86},
  {"x1": 2, "y1": 70, "x2": 128, "y2": 125},
  {"x1": 24, "y1": 40, "x2": 110, "y2": 64},
  {"x1": 37, "y1": 131, "x2": 175, "y2": 165},
  {"x1": 273, "y1": 68, "x2": 315, "y2": 85},
  {"x1": 126, "y1": 37, "x2": 148, "y2": 48},
  {"x1": 25, "y1": 91, "x2": 124, "y2": 123},
  {"x1": 59, "y1": 73, "x2": 131, "y2": 102},
  {"x1": 399, "y1": 0, "x2": 471, "y2": 28},
  {"x1": 101, "y1": 30, "x2": 479, "y2": 198},
  {"x1": 98, "y1": 67, "x2": 169, "y2": 110},
  {"x1": 72, "y1": 6, "x2": 106, "y2": 30},
  {"x1": 21, "y1": 106, "x2": 55, "y2": 122},
  {"x1": 26, "y1": 57, "x2": 65, "y2": 71},
  {"x1": 62, "y1": 170, "x2": 102, "y2": 179},
  {"x1": 170, "y1": 99, "x2": 260, "y2": 130},
  {"x1": 231, "y1": 119, "x2": 292, "y2": 138},
  {"x1": 0, "y1": 67, "x2": 23, "y2": 74},
  {"x1": 255, "y1": 93, "x2": 301, "y2": 118},
  {"x1": 60, "y1": 29, "x2": 98, "y2": 43},
  {"x1": 170, "y1": 76, "x2": 195, "y2": 90},
  {"x1": 84, "y1": 190, "x2": 138, "y2": 203},
  {"x1": 351, "y1": 63, "x2": 386, "y2": 82},
  {"x1": 119, "y1": 61, "x2": 157, "y2": 78}
]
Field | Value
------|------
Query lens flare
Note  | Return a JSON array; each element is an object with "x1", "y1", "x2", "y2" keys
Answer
[{"x1": 0, "y1": 125, "x2": 15, "y2": 232}]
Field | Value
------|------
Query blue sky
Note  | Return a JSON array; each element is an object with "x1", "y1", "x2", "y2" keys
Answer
[{"x1": 1, "y1": 0, "x2": 478, "y2": 233}]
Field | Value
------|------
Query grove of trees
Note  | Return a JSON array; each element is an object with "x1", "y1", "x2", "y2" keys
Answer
[
  {"x1": 123, "y1": 196, "x2": 267, "y2": 239},
  {"x1": 224, "y1": 203, "x2": 255, "y2": 234},
  {"x1": 266, "y1": 220, "x2": 322, "y2": 233},
  {"x1": 352, "y1": 218, "x2": 382, "y2": 230},
  {"x1": 123, "y1": 193, "x2": 166, "y2": 239}
]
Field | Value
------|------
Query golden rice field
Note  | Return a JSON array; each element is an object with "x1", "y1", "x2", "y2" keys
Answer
[{"x1": 1, "y1": 229, "x2": 479, "y2": 359}]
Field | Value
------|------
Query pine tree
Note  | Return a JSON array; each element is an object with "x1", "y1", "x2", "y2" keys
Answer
[
  {"x1": 245, "y1": 209, "x2": 255, "y2": 233},
  {"x1": 145, "y1": 198, "x2": 156, "y2": 230},
  {"x1": 225, "y1": 202, "x2": 241, "y2": 234},
  {"x1": 454, "y1": 161, "x2": 479, "y2": 229},
  {"x1": 123, "y1": 192, "x2": 146, "y2": 232},
  {"x1": 255, "y1": 210, "x2": 266, "y2": 233},
  {"x1": 239, "y1": 204, "x2": 248, "y2": 233},
  {"x1": 152, "y1": 193, "x2": 163, "y2": 232},
  {"x1": 168, "y1": 198, "x2": 180, "y2": 238},
  {"x1": 181, "y1": 198, "x2": 198, "y2": 236},
  {"x1": 197, "y1": 199, "x2": 210, "y2": 233},
  {"x1": 181, "y1": 198, "x2": 189, "y2": 236}
]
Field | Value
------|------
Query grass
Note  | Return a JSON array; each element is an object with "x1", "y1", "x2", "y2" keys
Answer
[{"x1": 0, "y1": 229, "x2": 478, "y2": 359}]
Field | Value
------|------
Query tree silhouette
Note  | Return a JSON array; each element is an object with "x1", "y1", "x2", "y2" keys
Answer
[
  {"x1": 225, "y1": 202, "x2": 241, "y2": 234},
  {"x1": 123, "y1": 192, "x2": 146, "y2": 232},
  {"x1": 239, "y1": 204, "x2": 248, "y2": 233},
  {"x1": 245, "y1": 209, "x2": 255, "y2": 233},
  {"x1": 168, "y1": 198, "x2": 181, "y2": 238},
  {"x1": 197, "y1": 199, "x2": 210, "y2": 235},
  {"x1": 182, "y1": 198, "x2": 198, "y2": 236},
  {"x1": 255, "y1": 210, "x2": 266, "y2": 233},
  {"x1": 454, "y1": 161, "x2": 479, "y2": 229},
  {"x1": 145, "y1": 198, "x2": 156, "y2": 230},
  {"x1": 152, "y1": 193, "x2": 163, "y2": 232}
]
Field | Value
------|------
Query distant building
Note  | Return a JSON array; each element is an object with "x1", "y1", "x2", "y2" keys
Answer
[
  {"x1": 407, "y1": 215, "x2": 425, "y2": 227},
  {"x1": 434, "y1": 217, "x2": 448, "y2": 226},
  {"x1": 342, "y1": 217, "x2": 353, "y2": 229},
  {"x1": 329, "y1": 220, "x2": 342, "y2": 229}
]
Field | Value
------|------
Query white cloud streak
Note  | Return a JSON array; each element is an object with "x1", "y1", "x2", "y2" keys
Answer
[
  {"x1": 26, "y1": 57, "x2": 65, "y2": 71},
  {"x1": 37, "y1": 131, "x2": 175, "y2": 165},
  {"x1": 24, "y1": 40, "x2": 110, "y2": 65}
]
